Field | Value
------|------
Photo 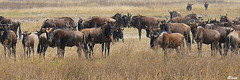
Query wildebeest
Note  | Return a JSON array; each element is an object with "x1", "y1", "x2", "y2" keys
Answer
[
  {"x1": 220, "y1": 14, "x2": 232, "y2": 23},
  {"x1": 215, "y1": 27, "x2": 234, "y2": 55},
  {"x1": 81, "y1": 18, "x2": 116, "y2": 57},
  {"x1": 35, "y1": 31, "x2": 48, "y2": 58},
  {"x1": 159, "y1": 22, "x2": 192, "y2": 51},
  {"x1": 192, "y1": 26, "x2": 221, "y2": 56},
  {"x1": 130, "y1": 15, "x2": 160, "y2": 40},
  {"x1": 168, "y1": 10, "x2": 181, "y2": 21},
  {"x1": 45, "y1": 29, "x2": 89, "y2": 58},
  {"x1": 0, "y1": 24, "x2": 17, "y2": 59},
  {"x1": 38, "y1": 17, "x2": 76, "y2": 35},
  {"x1": 226, "y1": 31, "x2": 240, "y2": 55},
  {"x1": 204, "y1": 2, "x2": 209, "y2": 10},
  {"x1": 0, "y1": 16, "x2": 22, "y2": 39},
  {"x1": 186, "y1": 3, "x2": 193, "y2": 11},
  {"x1": 171, "y1": 13, "x2": 199, "y2": 25},
  {"x1": 22, "y1": 31, "x2": 35, "y2": 58},
  {"x1": 152, "y1": 32, "x2": 185, "y2": 55}
]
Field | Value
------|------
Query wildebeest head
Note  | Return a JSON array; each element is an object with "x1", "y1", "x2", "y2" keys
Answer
[
  {"x1": 220, "y1": 15, "x2": 229, "y2": 22},
  {"x1": 102, "y1": 18, "x2": 116, "y2": 42},
  {"x1": 78, "y1": 17, "x2": 83, "y2": 31},
  {"x1": 130, "y1": 16, "x2": 139, "y2": 27},
  {"x1": 122, "y1": 15, "x2": 129, "y2": 27},
  {"x1": 191, "y1": 23, "x2": 198, "y2": 38},
  {"x1": 45, "y1": 27, "x2": 55, "y2": 47},
  {"x1": 158, "y1": 20, "x2": 169, "y2": 32}
]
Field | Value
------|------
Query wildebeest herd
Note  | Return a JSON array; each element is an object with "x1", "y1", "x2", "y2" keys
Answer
[{"x1": 1, "y1": 2, "x2": 240, "y2": 60}]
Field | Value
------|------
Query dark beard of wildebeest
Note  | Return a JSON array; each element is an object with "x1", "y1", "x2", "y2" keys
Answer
[
  {"x1": 159, "y1": 22, "x2": 192, "y2": 52},
  {"x1": 0, "y1": 24, "x2": 17, "y2": 60},
  {"x1": 186, "y1": 3, "x2": 193, "y2": 11},
  {"x1": 226, "y1": 31, "x2": 240, "y2": 55},
  {"x1": 80, "y1": 19, "x2": 115, "y2": 57},
  {"x1": 22, "y1": 31, "x2": 35, "y2": 58},
  {"x1": 192, "y1": 26, "x2": 221, "y2": 56},
  {"x1": 204, "y1": 2, "x2": 209, "y2": 10},
  {"x1": 0, "y1": 16, "x2": 22, "y2": 39},
  {"x1": 38, "y1": 17, "x2": 76, "y2": 36},
  {"x1": 168, "y1": 10, "x2": 181, "y2": 21},
  {"x1": 130, "y1": 15, "x2": 160, "y2": 40},
  {"x1": 35, "y1": 31, "x2": 48, "y2": 59},
  {"x1": 170, "y1": 13, "x2": 199, "y2": 25},
  {"x1": 45, "y1": 29, "x2": 89, "y2": 59},
  {"x1": 78, "y1": 16, "x2": 124, "y2": 43}
]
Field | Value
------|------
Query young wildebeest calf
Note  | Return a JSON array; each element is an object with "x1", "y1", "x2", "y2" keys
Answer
[
  {"x1": 192, "y1": 26, "x2": 221, "y2": 56},
  {"x1": 152, "y1": 32, "x2": 185, "y2": 55},
  {"x1": 0, "y1": 24, "x2": 17, "y2": 59},
  {"x1": 46, "y1": 29, "x2": 88, "y2": 58},
  {"x1": 35, "y1": 31, "x2": 48, "y2": 58},
  {"x1": 22, "y1": 31, "x2": 35, "y2": 57}
]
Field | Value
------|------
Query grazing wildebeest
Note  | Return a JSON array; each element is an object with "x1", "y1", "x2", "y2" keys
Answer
[
  {"x1": 35, "y1": 31, "x2": 48, "y2": 58},
  {"x1": 78, "y1": 16, "x2": 105, "y2": 30},
  {"x1": 204, "y1": 2, "x2": 209, "y2": 10},
  {"x1": 81, "y1": 18, "x2": 116, "y2": 57},
  {"x1": 159, "y1": 22, "x2": 192, "y2": 52},
  {"x1": 168, "y1": 10, "x2": 181, "y2": 21},
  {"x1": 0, "y1": 16, "x2": 22, "y2": 39},
  {"x1": 171, "y1": 13, "x2": 199, "y2": 25},
  {"x1": 130, "y1": 15, "x2": 160, "y2": 40},
  {"x1": 226, "y1": 31, "x2": 240, "y2": 55},
  {"x1": 192, "y1": 26, "x2": 221, "y2": 56},
  {"x1": 186, "y1": 3, "x2": 193, "y2": 11},
  {"x1": 152, "y1": 32, "x2": 185, "y2": 55},
  {"x1": 22, "y1": 31, "x2": 35, "y2": 58},
  {"x1": 0, "y1": 24, "x2": 17, "y2": 59},
  {"x1": 45, "y1": 29, "x2": 89, "y2": 58}
]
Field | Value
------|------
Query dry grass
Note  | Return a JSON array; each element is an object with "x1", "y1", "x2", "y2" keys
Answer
[{"x1": 0, "y1": 0, "x2": 239, "y2": 79}]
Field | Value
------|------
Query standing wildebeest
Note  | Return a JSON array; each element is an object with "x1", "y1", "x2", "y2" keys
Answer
[
  {"x1": 186, "y1": 3, "x2": 193, "y2": 11},
  {"x1": 22, "y1": 31, "x2": 35, "y2": 58},
  {"x1": 159, "y1": 22, "x2": 192, "y2": 52},
  {"x1": 46, "y1": 29, "x2": 89, "y2": 58},
  {"x1": 130, "y1": 15, "x2": 160, "y2": 40},
  {"x1": 81, "y1": 18, "x2": 116, "y2": 57},
  {"x1": 35, "y1": 31, "x2": 48, "y2": 58},
  {"x1": 152, "y1": 32, "x2": 185, "y2": 55},
  {"x1": 38, "y1": 17, "x2": 76, "y2": 35},
  {"x1": 204, "y1": 2, "x2": 209, "y2": 10},
  {"x1": 0, "y1": 24, "x2": 17, "y2": 59},
  {"x1": 192, "y1": 26, "x2": 221, "y2": 56},
  {"x1": 0, "y1": 16, "x2": 22, "y2": 39},
  {"x1": 171, "y1": 13, "x2": 199, "y2": 25},
  {"x1": 226, "y1": 31, "x2": 240, "y2": 55},
  {"x1": 168, "y1": 10, "x2": 181, "y2": 21}
]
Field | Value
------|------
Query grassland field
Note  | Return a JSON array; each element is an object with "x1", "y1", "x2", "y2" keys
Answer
[{"x1": 0, "y1": 0, "x2": 239, "y2": 79}]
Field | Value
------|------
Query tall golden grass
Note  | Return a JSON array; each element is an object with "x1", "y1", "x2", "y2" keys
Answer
[{"x1": 0, "y1": 0, "x2": 239, "y2": 79}]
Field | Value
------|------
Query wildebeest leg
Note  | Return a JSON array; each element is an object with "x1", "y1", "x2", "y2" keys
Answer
[
  {"x1": 61, "y1": 46, "x2": 65, "y2": 58},
  {"x1": 23, "y1": 46, "x2": 26, "y2": 58},
  {"x1": 76, "y1": 45, "x2": 82, "y2": 58},
  {"x1": 138, "y1": 28, "x2": 142, "y2": 40},
  {"x1": 43, "y1": 47, "x2": 47, "y2": 59},
  {"x1": 12, "y1": 46, "x2": 16, "y2": 61},
  {"x1": 102, "y1": 43, "x2": 104, "y2": 56},
  {"x1": 186, "y1": 33, "x2": 191, "y2": 52},
  {"x1": 106, "y1": 42, "x2": 111, "y2": 56},
  {"x1": 200, "y1": 42, "x2": 203, "y2": 56},
  {"x1": 219, "y1": 42, "x2": 223, "y2": 56},
  {"x1": 31, "y1": 46, "x2": 34, "y2": 56},
  {"x1": 28, "y1": 47, "x2": 31, "y2": 57},
  {"x1": 57, "y1": 47, "x2": 61, "y2": 57},
  {"x1": 213, "y1": 41, "x2": 219, "y2": 56},
  {"x1": 37, "y1": 43, "x2": 41, "y2": 54},
  {"x1": 8, "y1": 46, "x2": 11, "y2": 57},
  {"x1": 4, "y1": 46, "x2": 6, "y2": 58}
]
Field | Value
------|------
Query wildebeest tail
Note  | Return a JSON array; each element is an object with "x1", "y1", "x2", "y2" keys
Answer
[
  {"x1": 227, "y1": 36, "x2": 233, "y2": 49},
  {"x1": 18, "y1": 22, "x2": 22, "y2": 39}
]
